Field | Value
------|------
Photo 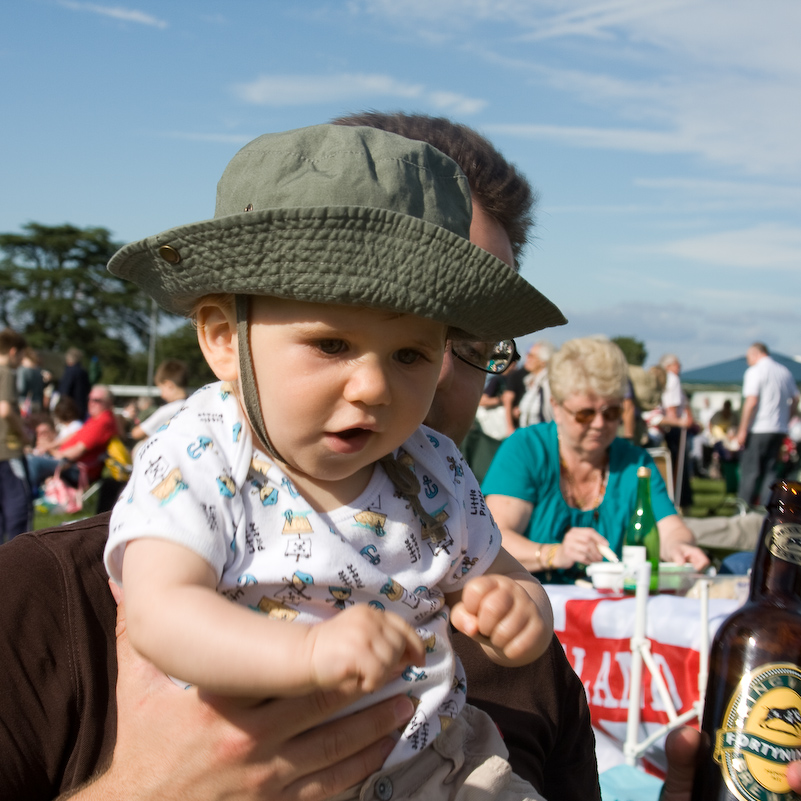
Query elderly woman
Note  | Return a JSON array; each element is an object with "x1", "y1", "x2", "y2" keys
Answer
[{"x1": 483, "y1": 337, "x2": 709, "y2": 583}]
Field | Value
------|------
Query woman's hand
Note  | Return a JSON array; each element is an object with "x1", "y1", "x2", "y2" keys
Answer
[
  {"x1": 554, "y1": 527, "x2": 610, "y2": 569},
  {"x1": 663, "y1": 541, "x2": 710, "y2": 571},
  {"x1": 658, "y1": 515, "x2": 710, "y2": 571}
]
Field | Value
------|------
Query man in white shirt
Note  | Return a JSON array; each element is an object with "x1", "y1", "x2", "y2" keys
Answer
[
  {"x1": 660, "y1": 353, "x2": 694, "y2": 508},
  {"x1": 736, "y1": 343, "x2": 799, "y2": 506}
]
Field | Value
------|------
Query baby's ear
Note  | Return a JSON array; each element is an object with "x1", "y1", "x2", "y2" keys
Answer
[{"x1": 196, "y1": 301, "x2": 238, "y2": 381}]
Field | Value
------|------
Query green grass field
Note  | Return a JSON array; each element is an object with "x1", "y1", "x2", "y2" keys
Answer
[{"x1": 33, "y1": 489, "x2": 99, "y2": 531}]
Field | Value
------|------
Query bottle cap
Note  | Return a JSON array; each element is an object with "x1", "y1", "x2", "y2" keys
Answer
[{"x1": 637, "y1": 466, "x2": 651, "y2": 478}]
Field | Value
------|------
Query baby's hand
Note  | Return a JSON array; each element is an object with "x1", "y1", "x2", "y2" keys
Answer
[
  {"x1": 308, "y1": 606, "x2": 425, "y2": 693},
  {"x1": 450, "y1": 575, "x2": 549, "y2": 666}
]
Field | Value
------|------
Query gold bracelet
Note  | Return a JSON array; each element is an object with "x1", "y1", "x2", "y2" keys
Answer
[
  {"x1": 546, "y1": 544, "x2": 558, "y2": 571},
  {"x1": 533, "y1": 545, "x2": 543, "y2": 568}
]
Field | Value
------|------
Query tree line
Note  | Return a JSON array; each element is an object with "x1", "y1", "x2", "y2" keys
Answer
[{"x1": 0, "y1": 223, "x2": 215, "y2": 386}]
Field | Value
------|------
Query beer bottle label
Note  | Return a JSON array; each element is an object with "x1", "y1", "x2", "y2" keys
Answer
[
  {"x1": 768, "y1": 524, "x2": 801, "y2": 566},
  {"x1": 713, "y1": 662, "x2": 801, "y2": 800}
]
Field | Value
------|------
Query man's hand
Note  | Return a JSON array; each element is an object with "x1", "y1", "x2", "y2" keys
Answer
[
  {"x1": 450, "y1": 574, "x2": 549, "y2": 666},
  {"x1": 67, "y1": 583, "x2": 415, "y2": 801},
  {"x1": 660, "y1": 727, "x2": 702, "y2": 801},
  {"x1": 661, "y1": 726, "x2": 801, "y2": 800},
  {"x1": 308, "y1": 605, "x2": 425, "y2": 693}
]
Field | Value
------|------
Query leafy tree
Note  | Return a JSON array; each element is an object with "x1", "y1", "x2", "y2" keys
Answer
[
  {"x1": 0, "y1": 223, "x2": 167, "y2": 380},
  {"x1": 612, "y1": 336, "x2": 647, "y2": 366},
  {"x1": 126, "y1": 321, "x2": 217, "y2": 387}
]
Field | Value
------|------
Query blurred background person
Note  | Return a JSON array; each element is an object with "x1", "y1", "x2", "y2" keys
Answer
[
  {"x1": 500, "y1": 347, "x2": 531, "y2": 437},
  {"x1": 27, "y1": 385, "x2": 119, "y2": 493},
  {"x1": 16, "y1": 347, "x2": 45, "y2": 417},
  {"x1": 483, "y1": 337, "x2": 708, "y2": 583},
  {"x1": 707, "y1": 399, "x2": 740, "y2": 488},
  {"x1": 53, "y1": 347, "x2": 91, "y2": 420},
  {"x1": 462, "y1": 351, "x2": 519, "y2": 484},
  {"x1": 736, "y1": 342, "x2": 799, "y2": 507},
  {"x1": 129, "y1": 359, "x2": 191, "y2": 444},
  {"x1": 659, "y1": 353, "x2": 694, "y2": 509},
  {"x1": 0, "y1": 328, "x2": 32, "y2": 542},
  {"x1": 52, "y1": 395, "x2": 84, "y2": 443},
  {"x1": 517, "y1": 340, "x2": 554, "y2": 429},
  {"x1": 27, "y1": 413, "x2": 57, "y2": 455}
]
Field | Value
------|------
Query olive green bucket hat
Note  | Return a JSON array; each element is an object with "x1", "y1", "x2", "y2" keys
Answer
[{"x1": 107, "y1": 124, "x2": 565, "y2": 341}]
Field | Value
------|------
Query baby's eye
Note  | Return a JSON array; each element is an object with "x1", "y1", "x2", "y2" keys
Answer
[
  {"x1": 396, "y1": 349, "x2": 423, "y2": 365},
  {"x1": 316, "y1": 339, "x2": 346, "y2": 355}
]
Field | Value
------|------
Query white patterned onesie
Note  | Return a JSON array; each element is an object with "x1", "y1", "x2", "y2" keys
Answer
[{"x1": 105, "y1": 381, "x2": 502, "y2": 769}]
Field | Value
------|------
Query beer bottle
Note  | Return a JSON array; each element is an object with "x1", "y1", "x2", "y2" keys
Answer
[
  {"x1": 691, "y1": 480, "x2": 801, "y2": 801},
  {"x1": 625, "y1": 466, "x2": 659, "y2": 592}
]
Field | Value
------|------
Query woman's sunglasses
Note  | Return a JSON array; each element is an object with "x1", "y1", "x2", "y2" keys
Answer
[{"x1": 561, "y1": 403, "x2": 623, "y2": 425}]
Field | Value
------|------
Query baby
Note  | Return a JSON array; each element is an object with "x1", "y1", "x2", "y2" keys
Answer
[{"x1": 105, "y1": 124, "x2": 565, "y2": 800}]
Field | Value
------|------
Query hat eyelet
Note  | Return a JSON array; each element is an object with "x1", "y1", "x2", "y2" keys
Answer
[{"x1": 158, "y1": 245, "x2": 182, "y2": 264}]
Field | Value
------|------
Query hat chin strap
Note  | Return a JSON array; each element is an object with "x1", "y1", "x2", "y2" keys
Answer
[{"x1": 235, "y1": 295, "x2": 286, "y2": 464}]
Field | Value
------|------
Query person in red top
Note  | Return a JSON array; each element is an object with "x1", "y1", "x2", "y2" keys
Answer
[{"x1": 26, "y1": 385, "x2": 119, "y2": 489}]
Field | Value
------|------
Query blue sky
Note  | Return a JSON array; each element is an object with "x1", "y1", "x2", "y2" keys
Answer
[{"x1": 3, "y1": 0, "x2": 801, "y2": 369}]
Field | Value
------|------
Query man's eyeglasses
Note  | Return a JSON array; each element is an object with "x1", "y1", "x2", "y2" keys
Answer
[
  {"x1": 561, "y1": 403, "x2": 623, "y2": 425},
  {"x1": 450, "y1": 339, "x2": 519, "y2": 375}
]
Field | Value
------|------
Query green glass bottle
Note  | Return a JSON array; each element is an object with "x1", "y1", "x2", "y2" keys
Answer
[{"x1": 625, "y1": 466, "x2": 660, "y2": 592}]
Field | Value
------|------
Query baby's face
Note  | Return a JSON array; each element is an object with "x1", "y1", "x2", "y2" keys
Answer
[{"x1": 247, "y1": 296, "x2": 447, "y2": 494}]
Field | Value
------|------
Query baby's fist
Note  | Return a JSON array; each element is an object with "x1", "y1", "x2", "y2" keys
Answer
[
  {"x1": 450, "y1": 575, "x2": 549, "y2": 666},
  {"x1": 309, "y1": 606, "x2": 424, "y2": 693}
]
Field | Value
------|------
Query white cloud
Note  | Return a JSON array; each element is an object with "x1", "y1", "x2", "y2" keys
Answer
[
  {"x1": 488, "y1": 70, "x2": 801, "y2": 177},
  {"x1": 515, "y1": 0, "x2": 695, "y2": 43},
  {"x1": 351, "y1": 1, "x2": 801, "y2": 178},
  {"x1": 487, "y1": 122, "x2": 692, "y2": 154},
  {"x1": 57, "y1": 1, "x2": 168, "y2": 28},
  {"x1": 231, "y1": 74, "x2": 486, "y2": 115},
  {"x1": 635, "y1": 178, "x2": 801, "y2": 211},
  {"x1": 428, "y1": 92, "x2": 487, "y2": 115},
  {"x1": 232, "y1": 73, "x2": 424, "y2": 106},
  {"x1": 651, "y1": 224, "x2": 801, "y2": 269}
]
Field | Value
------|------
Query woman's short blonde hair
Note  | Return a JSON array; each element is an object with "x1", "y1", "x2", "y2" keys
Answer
[{"x1": 549, "y1": 337, "x2": 629, "y2": 404}]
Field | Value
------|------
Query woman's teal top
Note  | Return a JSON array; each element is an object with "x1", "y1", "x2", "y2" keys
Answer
[{"x1": 481, "y1": 421, "x2": 676, "y2": 583}]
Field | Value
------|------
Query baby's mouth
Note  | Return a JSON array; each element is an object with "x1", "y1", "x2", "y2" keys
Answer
[
  {"x1": 337, "y1": 427, "x2": 368, "y2": 440},
  {"x1": 325, "y1": 427, "x2": 373, "y2": 454}
]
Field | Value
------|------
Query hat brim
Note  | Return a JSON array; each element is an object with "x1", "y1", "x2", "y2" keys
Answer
[{"x1": 108, "y1": 205, "x2": 566, "y2": 341}]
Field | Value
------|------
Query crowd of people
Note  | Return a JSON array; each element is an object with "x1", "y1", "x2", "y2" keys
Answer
[
  {"x1": 481, "y1": 337, "x2": 709, "y2": 583},
  {"x1": 0, "y1": 335, "x2": 197, "y2": 542},
  {"x1": 477, "y1": 339, "x2": 801, "y2": 518},
  {"x1": 0, "y1": 110, "x2": 800, "y2": 801}
]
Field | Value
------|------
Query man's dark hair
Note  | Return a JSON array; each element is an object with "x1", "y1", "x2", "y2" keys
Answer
[
  {"x1": 0, "y1": 328, "x2": 26, "y2": 356},
  {"x1": 331, "y1": 111, "x2": 535, "y2": 265},
  {"x1": 154, "y1": 359, "x2": 190, "y2": 389},
  {"x1": 751, "y1": 342, "x2": 769, "y2": 356}
]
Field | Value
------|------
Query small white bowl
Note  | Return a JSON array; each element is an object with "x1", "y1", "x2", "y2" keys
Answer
[{"x1": 586, "y1": 561, "x2": 625, "y2": 591}]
